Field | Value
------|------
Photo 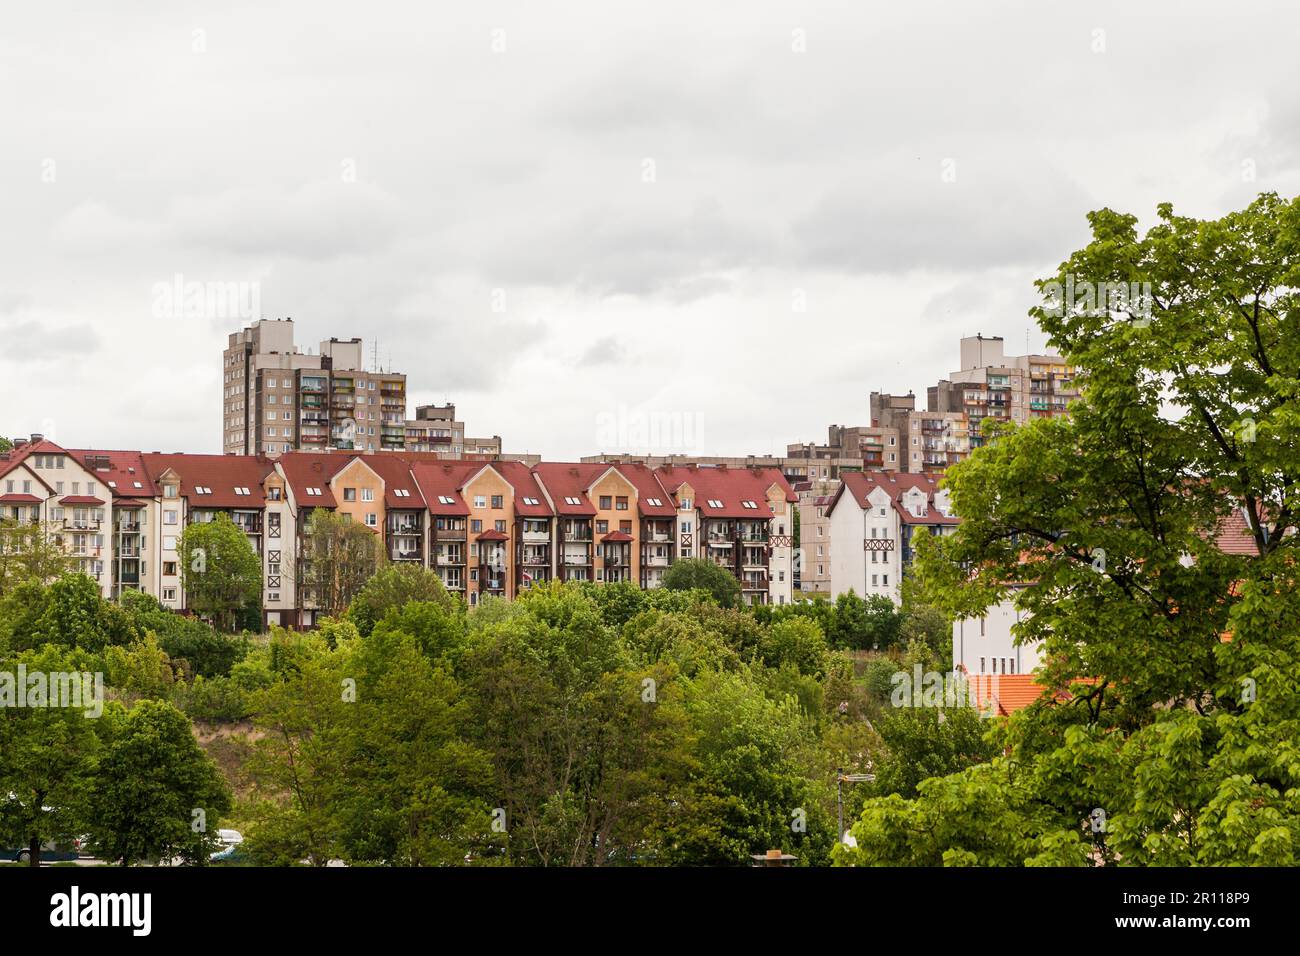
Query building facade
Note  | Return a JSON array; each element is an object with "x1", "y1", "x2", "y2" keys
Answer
[
  {"x1": 825, "y1": 471, "x2": 959, "y2": 604},
  {"x1": 3, "y1": 435, "x2": 796, "y2": 624}
]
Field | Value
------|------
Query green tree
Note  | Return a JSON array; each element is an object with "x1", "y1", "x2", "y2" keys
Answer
[
  {"x1": 346, "y1": 562, "x2": 453, "y2": 636},
  {"x1": 852, "y1": 192, "x2": 1300, "y2": 866},
  {"x1": 661, "y1": 558, "x2": 741, "y2": 608},
  {"x1": 178, "y1": 514, "x2": 262, "y2": 633},
  {"x1": 299, "y1": 508, "x2": 384, "y2": 617},
  {"x1": 85, "y1": 699, "x2": 232, "y2": 865},
  {"x1": 0, "y1": 645, "x2": 101, "y2": 867},
  {"x1": 0, "y1": 520, "x2": 76, "y2": 595}
]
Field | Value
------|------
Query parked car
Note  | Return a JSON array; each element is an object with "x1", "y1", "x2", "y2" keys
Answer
[{"x1": 210, "y1": 829, "x2": 246, "y2": 863}]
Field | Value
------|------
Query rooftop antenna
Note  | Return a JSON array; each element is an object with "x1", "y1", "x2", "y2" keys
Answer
[{"x1": 371, "y1": 339, "x2": 379, "y2": 373}]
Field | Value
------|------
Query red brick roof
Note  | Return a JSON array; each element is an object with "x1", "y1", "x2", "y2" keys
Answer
[
  {"x1": 409, "y1": 461, "x2": 477, "y2": 516},
  {"x1": 616, "y1": 463, "x2": 677, "y2": 517},
  {"x1": 492, "y1": 460, "x2": 553, "y2": 517},
  {"x1": 0, "y1": 494, "x2": 42, "y2": 504},
  {"x1": 142, "y1": 453, "x2": 276, "y2": 509},
  {"x1": 655, "y1": 464, "x2": 795, "y2": 518},
  {"x1": 1214, "y1": 506, "x2": 1261, "y2": 556},
  {"x1": 274, "y1": 452, "x2": 352, "y2": 509},
  {"x1": 357, "y1": 455, "x2": 424, "y2": 508},
  {"x1": 69, "y1": 448, "x2": 159, "y2": 498},
  {"x1": 532, "y1": 463, "x2": 600, "y2": 516}
]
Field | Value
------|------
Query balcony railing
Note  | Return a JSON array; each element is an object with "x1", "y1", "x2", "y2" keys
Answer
[{"x1": 63, "y1": 518, "x2": 101, "y2": 530}]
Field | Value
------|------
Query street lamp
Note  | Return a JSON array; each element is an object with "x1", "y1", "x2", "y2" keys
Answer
[{"x1": 836, "y1": 768, "x2": 875, "y2": 844}]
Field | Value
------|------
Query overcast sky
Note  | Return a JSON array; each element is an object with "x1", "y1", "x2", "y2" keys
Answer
[{"x1": 3, "y1": 0, "x2": 1298, "y2": 460}]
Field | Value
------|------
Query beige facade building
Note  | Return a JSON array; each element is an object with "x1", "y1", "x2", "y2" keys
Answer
[
  {"x1": 929, "y1": 334, "x2": 1080, "y2": 449},
  {"x1": 222, "y1": 319, "x2": 408, "y2": 457}
]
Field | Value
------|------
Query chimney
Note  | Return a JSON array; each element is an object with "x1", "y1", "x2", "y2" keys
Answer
[{"x1": 30, "y1": 433, "x2": 43, "y2": 443}]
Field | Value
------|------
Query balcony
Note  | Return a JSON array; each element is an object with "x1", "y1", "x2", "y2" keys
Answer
[
  {"x1": 436, "y1": 553, "x2": 464, "y2": 567},
  {"x1": 63, "y1": 518, "x2": 101, "y2": 530}
]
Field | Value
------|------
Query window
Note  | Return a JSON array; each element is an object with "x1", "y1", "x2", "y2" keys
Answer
[
  {"x1": 522, "y1": 496, "x2": 539, "y2": 505},
  {"x1": 163, "y1": 561, "x2": 177, "y2": 577},
  {"x1": 393, "y1": 489, "x2": 410, "y2": 498},
  {"x1": 162, "y1": 588, "x2": 177, "y2": 602},
  {"x1": 707, "y1": 499, "x2": 723, "y2": 509},
  {"x1": 646, "y1": 497, "x2": 662, "y2": 507},
  {"x1": 471, "y1": 519, "x2": 482, "y2": 532},
  {"x1": 268, "y1": 487, "x2": 282, "y2": 501},
  {"x1": 438, "y1": 495, "x2": 455, "y2": 505},
  {"x1": 163, "y1": 535, "x2": 177, "y2": 550},
  {"x1": 164, "y1": 484, "x2": 178, "y2": 498},
  {"x1": 871, "y1": 575, "x2": 878, "y2": 586},
  {"x1": 344, "y1": 488, "x2": 357, "y2": 502},
  {"x1": 474, "y1": 495, "x2": 487, "y2": 508},
  {"x1": 882, "y1": 574, "x2": 888, "y2": 586},
  {"x1": 361, "y1": 488, "x2": 374, "y2": 502},
  {"x1": 306, "y1": 487, "x2": 322, "y2": 497},
  {"x1": 164, "y1": 510, "x2": 178, "y2": 525},
  {"x1": 564, "y1": 496, "x2": 581, "y2": 506},
  {"x1": 495, "y1": 520, "x2": 506, "y2": 532},
  {"x1": 365, "y1": 513, "x2": 377, "y2": 527},
  {"x1": 599, "y1": 496, "x2": 612, "y2": 509},
  {"x1": 491, "y1": 495, "x2": 503, "y2": 509},
  {"x1": 616, "y1": 496, "x2": 628, "y2": 510},
  {"x1": 596, "y1": 520, "x2": 608, "y2": 534},
  {"x1": 741, "y1": 500, "x2": 757, "y2": 509}
]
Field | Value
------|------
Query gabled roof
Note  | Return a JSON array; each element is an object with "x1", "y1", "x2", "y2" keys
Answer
[
  {"x1": 69, "y1": 448, "x2": 160, "y2": 498},
  {"x1": 357, "y1": 454, "x2": 424, "y2": 508},
  {"x1": 409, "y1": 461, "x2": 478, "y2": 516},
  {"x1": 616, "y1": 463, "x2": 677, "y2": 517},
  {"x1": 655, "y1": 464, "x2": 795, "y2": 519},
  {"x1": 0, "y1": 438, "x2": 61, "y2": 495},
  {"x1": 274, "y1": 453, "x2": 353, "y2": 509},
  {"x1": 827, "y1": 471, "x2": 950, "y2": 521},
  {"x1": 142, "y1": 453, "x2": 276, "y2": 509},
  {"x1": 1214, "y1": 506, "x2": 1261, "y2": 556},
  {"x1": 532, "y1": 463, "x2": 600, "y2": 516},
  {"x1": 492, "y1": 460, "x2": 553, "y2": 517}
]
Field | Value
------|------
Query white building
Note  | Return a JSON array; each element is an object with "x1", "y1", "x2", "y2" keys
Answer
[{"x1": 825, "y1": 471, "x2": 958, "y2": 604}]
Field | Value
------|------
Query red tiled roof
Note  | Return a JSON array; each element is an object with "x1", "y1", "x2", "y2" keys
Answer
[
  {"x1": 69, "y1": 448, "x2": 160, "y2": 498},
  {"x1": 476, "y1": 529, "x2": 509, "y2": 542},
  {"x1": 492, "y1": 460, "x2": 553, "y2": 517},
  {"x1": 602, "y1": 530, "x2": 634, "y2": 542},
  {"x1": 1213, "y1": 507, "x2": 1261, "y2": 556},
  {"x1": 274, "y1": 452, "x2": 352, "y2": 509},
  {"x1": 0, "y1": 493, "x2": 42, "y2": 504},
  {"x1": 616, "y1": 463, "x2": 677, "y2": 517},
  {"x1": 655, "y1": 464, "x2": 795, "y2": 518},
  {"x1": 827, "y1": 471, "x2": 949, "y2": 520},
  {"x1": 532, "y1": 463, "x2": 601, "y2": 516},
  {"x1": 60, "y1": 495, "x2": 105, "y2": 505},
  {"x1": 357, "y1": 454, "x2": 424, "y2": 508},
  {"x1": 142, "y1": 453, "x2": 275, "y2": 509},
  {"x1": 409, "y1": 461, "x2": 477, "y2": 516}
]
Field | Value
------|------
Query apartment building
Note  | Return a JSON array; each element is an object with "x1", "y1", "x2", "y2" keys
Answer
[
  {"x1": 869, "y1": 392, "x2": 970, "y2": 474},
  {"x1": 655, "y1": 465, "x2": 796, "y2": 606},
  {"x1": 0, "y1": 436, "x2": 119, "y2": 597},
  {"x1": 928, "y1": 334, "x2": 1079, "y2": 449},
  {"x1": 796, "y1": 487, "x2": 836, "y2": 595},
  {"x1": 222, "y1": 319, "x2": 408, "y2": 457},
  {"x1": 825, "y1": 471, "x2": 959, "y2": 604},
  {"x1": 4, "y1": 429, "x2": 798, "y2": 623}
]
